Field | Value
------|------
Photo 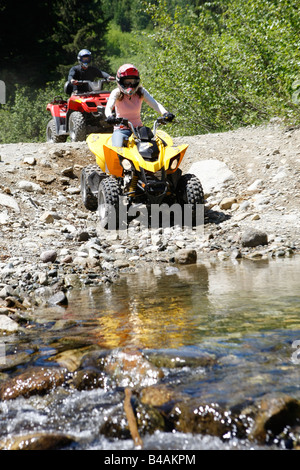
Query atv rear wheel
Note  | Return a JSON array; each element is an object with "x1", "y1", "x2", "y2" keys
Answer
[
  {"x1": 177, "y1": 173, "x2": 204, "y2": 225},
  {"x1": 69, "y1": 111, "x2": 87, "y2": 142},
  {"x1": 46, "y1": 119, "x2": 67, "y2": 143},
  {"x1": 98, "y1": 177, "x2": 122, "y2": 229},
  {"x1": 81, "y1": 165, "x2": 105, "y2": 211}
]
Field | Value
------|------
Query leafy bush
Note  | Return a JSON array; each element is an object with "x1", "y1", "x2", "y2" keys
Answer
[
  {"x1": 0, "y1": 80, "x2": 66, "y2": 143},
  {"x1": 139, "y1": 0, "x2": 300, "y2": 136},
  {"x1": 1, "y1": 0, "x2": 300, "y2": 142}
]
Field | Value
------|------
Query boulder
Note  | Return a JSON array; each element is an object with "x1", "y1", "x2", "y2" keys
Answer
[
  {"x1": 241, "y1": 229, "x2": 268, "y2": 247},
  {"x1": 48, "y1": 291, "x2": 68, "y2": 307},
  {"x1": 17, "y1": 180, "x2": 43, "y2": 193},
  {"x1": 0, "y1": 192, "x2": 20, "y2": 212},
  {"x1": 188, "y1": 159, "x2": 236, "y2": 195},
  {"x1": 0, "y1": 315, "x2": 19, "y2": 333},
  {"x1": 0, "y1": 366, "x2": 67, "y2": 400},
  {"x1": 249, "y1": 394, "x2": 300, "y2": 443},
  {"x1": 0, "y1": 432, "x2": 75, "y2": 450}
]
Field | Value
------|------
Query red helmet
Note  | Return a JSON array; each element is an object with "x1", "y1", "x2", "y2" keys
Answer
[{"x1": 116, "y1": 64, "x2": 140, "y2": 96}]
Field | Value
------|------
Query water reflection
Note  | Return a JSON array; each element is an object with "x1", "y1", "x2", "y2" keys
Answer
[
  {"x1": 66, "y1": 256, "x2": 300, "y2": 350},
  {"x1": 66, "y1": 264, "x2": 210, "y2": 350},
  {"x1": 2, "y1": 256, "x2": 300, "y2": 449},
  {"x1": 65, "y1": 256, "x2": 300, "y2": 404}
]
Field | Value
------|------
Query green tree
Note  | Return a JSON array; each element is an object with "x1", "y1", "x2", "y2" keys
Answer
[
  {"x1": 102, "y1": 0, "x2": 154, "y2": 32},
  {"x1": 0, "y1": 0, "x2": 110, "y2": 88},
  {"x1": 0, "y1": 80, "x2": 66, "y2": 143},
  {"x1": 139, "y1": 0, "x2": 300, "y2": 135},
  {"x1": 52, "y1": 0, "x2": 111, "y2": 78}
]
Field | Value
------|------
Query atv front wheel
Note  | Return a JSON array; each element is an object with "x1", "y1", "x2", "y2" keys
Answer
[
  {"x1": 98, "y1": 177, "x2": 122, "y2": 229},
  {"x1": 81, "y1": 165, "x2": 105, "y2": 211},
  {"x1": 69, "y1": 111, "x2": 87, "y2": 142},
  {"x1": 177, "y1": 173, "x2": 204, "y2": 225},
  {"x1": 46, "y1": 119, "x2": 67, "y2": 143}
]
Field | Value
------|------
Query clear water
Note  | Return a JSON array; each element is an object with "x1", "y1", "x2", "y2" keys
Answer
[{"x1": 1, "y1": 256, "x2": 300, "y2": 450}]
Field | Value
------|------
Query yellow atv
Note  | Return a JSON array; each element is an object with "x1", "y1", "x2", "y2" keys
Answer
[{"x1": 81, "y1": 116, "x2": 204, "y2": 228}]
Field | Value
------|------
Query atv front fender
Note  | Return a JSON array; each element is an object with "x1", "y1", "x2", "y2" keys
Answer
[{"x1": 46, "y1": 101, "x2": 67, "y2": 135}]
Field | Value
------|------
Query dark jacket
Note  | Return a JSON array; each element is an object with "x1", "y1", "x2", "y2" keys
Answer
[{"x1": 68, "y1": 65, "x2": 110, "y2": 92}]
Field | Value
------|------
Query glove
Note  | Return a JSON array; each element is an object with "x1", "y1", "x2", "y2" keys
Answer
[
  {"x1": 163, "y1": 112, "x2": 175, "y2": 122},
  {"x1": 106, "y1": 115, "x2": 116, "y2": 124}
]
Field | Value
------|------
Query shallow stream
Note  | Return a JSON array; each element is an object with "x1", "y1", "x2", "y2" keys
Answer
[{"x1": 1, "y1": 256, "x2": 300, "y2": 450}]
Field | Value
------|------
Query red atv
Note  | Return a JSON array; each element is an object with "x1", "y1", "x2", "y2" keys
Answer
[{"x1": 46, "y1": 79, "x2": 113, "y2": 143}]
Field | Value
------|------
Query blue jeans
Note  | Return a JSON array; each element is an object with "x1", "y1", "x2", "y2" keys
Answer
[{"x1": 111, "y1": 128, "x2": 132, "y2": 147}]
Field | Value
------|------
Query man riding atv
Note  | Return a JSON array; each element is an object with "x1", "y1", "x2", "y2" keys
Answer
[
  {"x1": 46, "y1": 49, "x2": 115, "y2": 142},
  {"x1": 66, "y1": 49, "x2": 114, "y2": 95}
]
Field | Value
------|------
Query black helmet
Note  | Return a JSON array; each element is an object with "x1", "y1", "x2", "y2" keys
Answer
[{"x1": 77, "y1": 49, "x2": 92, "y2": 69}]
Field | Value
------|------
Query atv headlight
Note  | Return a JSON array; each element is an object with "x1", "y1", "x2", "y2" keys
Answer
[
  {"x1": 121, "y1": 159, "x2": 132, "y2": 171},
  {"x1": 170, "y1": 156, "x2": 180, "y2": 170}
]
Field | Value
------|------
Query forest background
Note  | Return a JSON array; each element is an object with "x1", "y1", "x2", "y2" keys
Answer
[{"x1": 0, "y1": 0, "x2": 300, "y2": 143}]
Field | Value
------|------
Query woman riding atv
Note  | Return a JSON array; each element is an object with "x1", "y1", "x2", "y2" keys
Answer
[{"x1": 105, "y1": 64, "x2": 174, "y2": 147}]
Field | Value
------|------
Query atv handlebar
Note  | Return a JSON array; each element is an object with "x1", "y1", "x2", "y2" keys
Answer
[
  {"x1": 75, "y1": 79, "x2": 114, "y2": 84},
  {"x1": 106, "y1": 114, "x2": 175, "y2": 136},
  {"x1": 73, "y1": 79, "x2": 115, "y2": 92}
]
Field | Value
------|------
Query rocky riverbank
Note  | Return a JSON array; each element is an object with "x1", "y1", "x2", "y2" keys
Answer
[
  {"x1": 0, "y1": 121, "x2": 299, "y2": 321},
  {"x1": 0, "y1": 121, "x2": 300, "y2": 449}
]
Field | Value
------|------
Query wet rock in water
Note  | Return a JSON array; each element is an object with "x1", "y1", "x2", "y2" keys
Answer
[
  {"x1": 249, "y1": 394, "x2": 300, "y2": 443},
  {"x1": 0, "y1": 432, "x2": 75, "y2": 450},
  {"x1": 72, "y1": 368, "x2": 105, "y2": 390},
  {"x1": 114, "y1": 259, "x2": 130, "y2": 269},
  {"x1": 174, "y1": 249, "x2": 197, "y2": 265},
  {"x1": 135, "y1": 401, "x2": 166, "y2": 434},
  {"x1": 140, "y1": 385, "x2": 180, "y2": 407},
  {"x1": 170, "y1": 399, "x2": 233, "y2": 437},
  {"x1": 0, "y1": 366, "x2": 67, "y2": 400},
  {"x1": 40, "y1": 249, "x2": 57, "y2": 263},
  {"x1": 0, "y1": 351, "x2": 33, "y2": 372},
  {"x1": 52, "y1": 347, "x2": 92, "y2": 372},
  {"x1": 79, "y1": 349, "x2": 109, "y2": 370},
  {"x1": 241, "y1": 229, "x2": 268, "y2": 247},
  {"x1": 99, "y1": 402, "x2": 132, "y2": 440},
  {"x1": 48, "y1": 291, "x2": 68, "y2": 307},
  {"x1": 104, "y1": 349, "x2": 164, "y2": 388},
  {"x1": 147, "y1": 350, "x2": 216, "y2": 369},
  {"x1": 99, "y1": 390, "x2": 166, "y2": 440}
]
